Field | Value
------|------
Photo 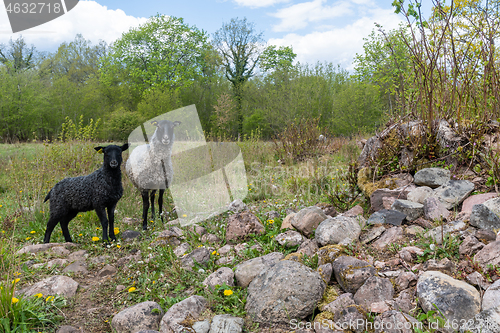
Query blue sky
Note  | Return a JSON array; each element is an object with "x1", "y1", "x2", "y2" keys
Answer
[{"x1": 0, "y1": 0, "x2": 411, "y2": 69}]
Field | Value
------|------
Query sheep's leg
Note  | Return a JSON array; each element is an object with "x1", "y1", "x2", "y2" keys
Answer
[
  {"x1": 60, "y1": 212, "x2": 77, "y2": 243},
  {"x1": 150, "y1": 190, "x2": 157, "y2": 222},
  {"x1": 44, "y1": 216, "x2": 60, "y2": 243},
  {"x1": 158, "y1": 189, "x2": 165, "y2": 223},
  {"x1": 95, "y1": 207, "x2": 109, "y2": 242},
  {"x1": 107, "y1": 204, "x2": 117, "y2": 242},
  {"x1": 141, "y1": 190, "x2": 150, "y2": 230}
]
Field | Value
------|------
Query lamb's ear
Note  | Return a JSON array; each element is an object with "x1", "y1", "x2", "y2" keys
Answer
[
  {"x1": 121, "y1": 143, "x2": 130, "y2": 151},
  {"x1": 151, "y1": 120, "x2": 159, "y2": 127},
  {"x1": 94, "y1": 146, "x2": 104, "y2": 154},
  {"x1": 173, "y1": 121, "x2": 181, "y2": 127}
]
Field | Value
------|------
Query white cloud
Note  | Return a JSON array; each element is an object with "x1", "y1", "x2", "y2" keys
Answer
[
  {"x1": 272, "y1": 0, "x2": 353, "y2": 32},
  {"x1": 0, "y1": 0, "x2": 147, "y2": 51},
  {"x1": 268, "y1": 7, "x2": 403, "y2": 69},
  {"x1": 233, "y1": 0, "x2": 290, "y2": 8}
]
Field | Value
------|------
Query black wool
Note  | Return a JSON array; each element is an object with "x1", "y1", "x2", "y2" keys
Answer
[{"x1": 43, "y1": 143, "x2": 129, "y2": 243}]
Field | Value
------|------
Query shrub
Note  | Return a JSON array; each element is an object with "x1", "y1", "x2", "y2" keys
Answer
[{"x1": 107, "y1": 108, "x2": 143, "y2": 141}]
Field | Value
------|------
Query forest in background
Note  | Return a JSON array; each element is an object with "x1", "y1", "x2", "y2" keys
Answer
[{"x1": 0, "y1": 0, "x2": 499, "y2": 142}]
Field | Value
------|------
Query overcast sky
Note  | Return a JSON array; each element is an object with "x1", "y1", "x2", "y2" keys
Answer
[{"x1": 0, "y1": 0, "x2": 409, "y2": 69}]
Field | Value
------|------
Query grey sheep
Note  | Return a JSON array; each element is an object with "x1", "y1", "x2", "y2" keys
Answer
[
  {"x1": 125, "y1": 120, "x2": 181, "y2": 230},
  {"x1": 43, "y1": 144, "x2": 129, "y2": 243}
]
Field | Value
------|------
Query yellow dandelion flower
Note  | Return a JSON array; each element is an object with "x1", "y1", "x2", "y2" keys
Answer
[
  {"x1": 78, "y1": 215, "x2": 82, "y2": 217},
  {"x1": 12, "y1": 278, "x2": 20, "y2": 284},
  {"x1": 212, "y1": 250, "x2": 217, "y2": 255},
  {"x1": 0, "y1": 205, "x2": 2, "y2": 208},
  {"x1": 12, "y1": 297, "x2": 19, "y2": 304},
  {"x1": 128, "y1": 287, "x2": 136, "y2": 293},
  {"x1": 34, "y1": 293, "x2": 43, "y2": 298},
  {"x1": 25, "y1": 237, "x2": 31, "y2": 240},
  {"x1": 45, "y1": 296, "x2": 54, "y2": 302},
  {"x1": 14, "y1": 272, "x2": 20, "y2": 276},
  {"x1": 117, "y1": 245, "x2": 121, "y2": 248},
  {"x1": 224, "y1": 289, "x2": 233, "y2": 296},
  {"x1": 267, "y1": 219, "x2": 274, "y2": 224},
  {"x1": 30, "y1": 230, "x2": 35, "y2": 234},
  {"x1": 92, "y1": 237, "x2": 99, "y2": 242},
  {"x1": 114, "y1": 227, "x2": 119, "y2": 235},
  {"x1": 96, "y1": 227, "x2": 100, "y2": 230},
  {"x1": 78, "y1": 234, "x2": 83, "y2": 236},
  {"x1": 152, "y1": 281, "x2": 155, "y2": 284}
]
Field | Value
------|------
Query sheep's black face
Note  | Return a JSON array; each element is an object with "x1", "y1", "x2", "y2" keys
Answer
[
  {"x1": 152, "y1": 120, "x2": 181, "y2": 145},
  {"x1": 95, "y1": 144, "x2": 129, "y2": 169}
]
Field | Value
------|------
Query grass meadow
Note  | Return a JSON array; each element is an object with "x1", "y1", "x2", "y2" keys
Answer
[{"x1": 0, "y1": 137, "x2": 361, "y2": 332}]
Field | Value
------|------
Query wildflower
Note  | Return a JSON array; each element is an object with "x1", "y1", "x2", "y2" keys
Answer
[
  {"x1": 12, "y1": 278, "x2": 20, "y2": 284},
  {"x1": 114, "y1": 227, "x2": 119, "y2": 235},
  {"x1": 224, "y1": 289, "x2": 233, "y2": 296},
  {"x1": 117, "y1": 244, "x2": 121, "y2": 248},
  {"x1": 45, "y1": 296, "x2": 54, "y2": 302},
  {"x1": 14, "y1": 272, "x2": 20, "y2": 276},
  {"x1": 78, "y1": 215, "x2": 82, "y2": 217},
  {"x1": 34, "y1": 293, "x2": 43, "y2": 298},
  {"x1": 78, "y1": 233, "x2": 83, "y2": 236},
  {"x1": 267, "y1": 219, "x2": 274, "y2": 224},
  {"x1": 0, "y1": 205, "x2": 2, "y2": 208},
  {"x1": 25, "y1": 237, "x2": 31, "y2": 240},
  {"x1": 128, "y1": 287, "x2": 136, "y2": 293},
  {"x1": 30, "y1": 230, "x2": 36, "y2": 234},
  {"x1": 12, "y1": 297, "x2": 19, "y2": 304},
  {"x1": 212, "y1": 250, "x2": 217, "y2": 255},
  {"x1": 96, "y1": 227, "x2": 100, "y2": 230},
  {"x1": 92, "y1": 236, "x2": 99, "y2": 242}
]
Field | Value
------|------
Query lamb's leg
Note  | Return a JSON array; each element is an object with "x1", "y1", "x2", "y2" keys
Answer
[
  {"x1": 158, "y1": 189, "x2": 165, "y2": 223},
  {"x1": 60, "y1": 212, "x2": 77, "y2": 243},
  {"x1": 95, "y1": 207, "x2": 109, "y2": 242},
  {"x1": 107, "y1": 204, "x2": 117, "y2": 241},
  {"x1": 150, "y1": 190, "x2": 157, "y2": 222},
  {"x1": 141, "y1": 190, "x2": 150, "y2": 230},
  {"x1": 44, "y1": 215, "x2": 60, "y2": 243}
]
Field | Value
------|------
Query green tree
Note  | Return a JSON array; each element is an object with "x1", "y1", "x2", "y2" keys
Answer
[
  {"x1": 0, "y1": 36, "x2": 37, "y2": 72},
  {"x1": 213, "y1": 17, "x2": 264, "y2": 137},
  {"x1": 100, "y1": 14, "x2": 209, "y2": 105},
  {"x1": 354, "y1": 25, "x2": 411, "y2": 115},
  {"x1": 260, "y1": 45, "x2": 296, "y2": 72},
  {"x1": 48, "y1": 34, "x2": 107, "y2": 84}
]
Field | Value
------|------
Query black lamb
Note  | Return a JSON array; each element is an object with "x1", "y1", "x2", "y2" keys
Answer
[{"x1": 43, "y1": 144, "x2": 129, "y2": 243}]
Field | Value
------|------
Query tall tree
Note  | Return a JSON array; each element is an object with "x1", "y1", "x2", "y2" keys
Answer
[
  {"x1": 0, "y1": 36, "x2": 37, "y2": 73},
  {"x1": 260, "y1": 45, "x2": 296, "y2": 72},
  {"x1": 213, "y1": 17, "x2": 263, "y2": 137},
  {"x1": 100, "y1": 14, "x2": 209, "y2": 107}
]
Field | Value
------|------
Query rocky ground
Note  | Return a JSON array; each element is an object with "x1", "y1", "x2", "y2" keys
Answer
[{"x1": 13, "y1": 165, "x2": 500, "y2": 333}]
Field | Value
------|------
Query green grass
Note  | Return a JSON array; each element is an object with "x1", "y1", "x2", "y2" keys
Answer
[{"x1": 0, "y1": 137, "x2": 363, "y2": 332}]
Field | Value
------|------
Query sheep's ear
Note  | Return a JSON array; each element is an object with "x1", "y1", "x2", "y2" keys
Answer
[
  {"x1": 94, "y1": 147, "x2": 104, "y2": 154},
  {"x1": 121, "y1": 143, "x2": 130, "y2": 151},
  {"x1": 151, "y1": 120, "x2": 159, "y2": 127},
  {"x1": 173, "y1": 121, "x2": 181, "y2": 127}
]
